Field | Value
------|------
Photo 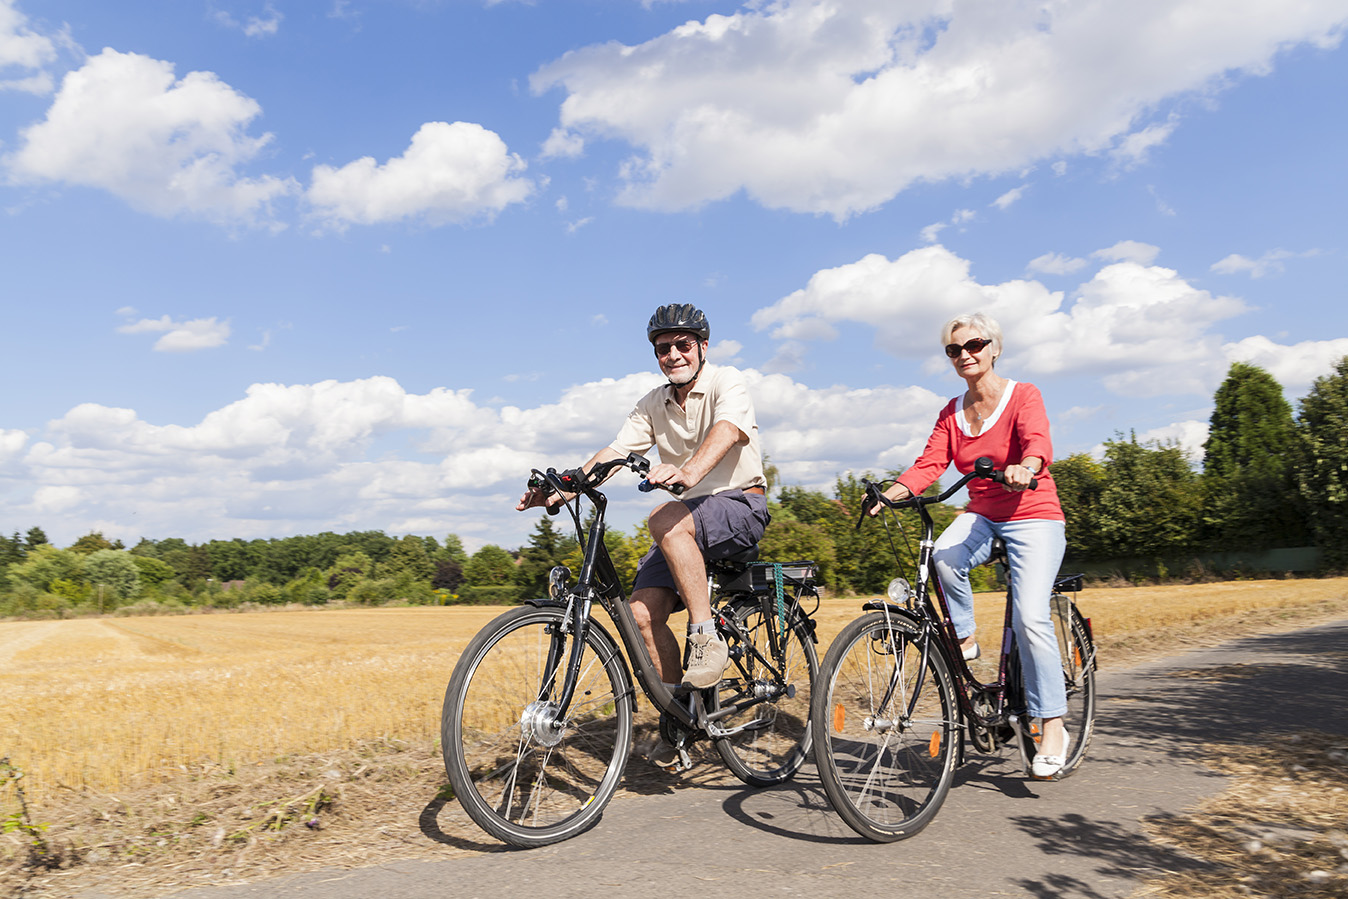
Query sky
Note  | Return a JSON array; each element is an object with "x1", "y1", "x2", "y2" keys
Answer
[{"x1": 1, "y1": 0, "x2": 1346, "y2": 553}]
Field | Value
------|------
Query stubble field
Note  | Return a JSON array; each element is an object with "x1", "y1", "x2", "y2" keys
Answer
[{"x1": 4, "y1": 577, "x2": 1347, "y2": 806}]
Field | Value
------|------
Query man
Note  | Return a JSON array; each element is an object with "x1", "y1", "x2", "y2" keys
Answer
[{"x1": 517, "y1": 303, "x2": 769, "y2": 697}]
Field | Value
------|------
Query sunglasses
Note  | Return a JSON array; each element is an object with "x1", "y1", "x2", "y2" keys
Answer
[
  {"x1": 945, "y1": 337, "x2": 993, "y2": 359},
  {"x1": 654, "y1": 337, "x2": 698, "y2": 357}
]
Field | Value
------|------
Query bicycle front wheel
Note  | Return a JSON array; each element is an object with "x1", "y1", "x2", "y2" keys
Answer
[
  {"x1": 812, "y1": 611, "x2": 959, "y2": 842},
  {"x1": 441, "y1": 605, "x2": 634, "y2": 847},
  {"x1": 711, "y1": 597, "x2": 818, "y2": 786}
]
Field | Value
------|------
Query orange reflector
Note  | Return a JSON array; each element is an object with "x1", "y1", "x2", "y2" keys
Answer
[
  {"x1": 1074, "y1": 645, "x2": 1083, "y2": 666},
  {"x1": 832, "y1": 704, "x2": 846, "y2": 733},
  {"x1": 928, "y1": 731, "x2": 941, "y2": 757}
]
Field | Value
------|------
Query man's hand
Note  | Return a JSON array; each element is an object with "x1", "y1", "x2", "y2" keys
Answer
[
  {"x1": 516, "y1": 486, "x2": 555, "y2": 511},
  {"x1": 644, "y1": 462, "x2": 695, "y2": 493}
]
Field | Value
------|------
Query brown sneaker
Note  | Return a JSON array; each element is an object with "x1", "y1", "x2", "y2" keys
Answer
[{"x1": 683, "y1": 633, "x2": 729, "y2": 689}]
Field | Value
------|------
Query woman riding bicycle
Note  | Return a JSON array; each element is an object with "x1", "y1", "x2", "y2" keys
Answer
[{"x1": 876, "y1": 312, "x2": 1070, "y2": 778}]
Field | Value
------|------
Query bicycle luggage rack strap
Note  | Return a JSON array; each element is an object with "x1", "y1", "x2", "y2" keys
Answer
[{"x1": 720, "y1": 560, "x2": 817, "y2": 594}]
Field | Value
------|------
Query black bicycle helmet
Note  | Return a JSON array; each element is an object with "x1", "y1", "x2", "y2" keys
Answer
[{"x1": 647, "y1": 303, "x2": 710, "y2": 344}]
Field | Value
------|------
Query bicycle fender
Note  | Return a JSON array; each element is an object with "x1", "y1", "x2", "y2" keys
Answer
[{"x1": 858, "y1": 603, "x2": 925, "y2": 636}]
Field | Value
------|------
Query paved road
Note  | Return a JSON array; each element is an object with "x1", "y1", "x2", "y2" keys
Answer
[{"x1": 140, "y1": 618, "x2": 1348, "y2": 899}]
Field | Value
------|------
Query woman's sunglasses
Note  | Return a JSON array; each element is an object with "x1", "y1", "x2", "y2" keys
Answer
[{"x1": 945, "y1": 337, "x2": 993, "y2": 358}]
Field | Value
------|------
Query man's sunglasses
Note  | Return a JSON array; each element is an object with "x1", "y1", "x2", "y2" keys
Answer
[
  {"x1": 654, "y1": 337, "x2": 698, "y2": 357},
  {"x1": 945, "y1": 337, "x2": 993, "y2": 358}
]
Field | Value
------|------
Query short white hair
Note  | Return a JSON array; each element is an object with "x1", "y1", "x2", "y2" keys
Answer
[{"x1": 941, "y1": 312, "x2": 1003, "y2": 361}]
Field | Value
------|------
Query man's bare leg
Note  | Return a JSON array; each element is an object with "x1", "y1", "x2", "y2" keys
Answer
[{"x1": 630, "y1": 586, "x2": 680, "y2": 684}]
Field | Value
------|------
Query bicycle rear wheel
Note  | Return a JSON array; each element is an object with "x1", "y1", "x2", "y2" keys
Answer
[
  {"x1": 1007, "y1": 599, "x2": 1097, "y2": 780},
  {"x1": 441, "y1": 605, "x2": 633, "y2": 847},
  {"x1": 711, "y1": 596, "x2": 818, "y2": 786},
  {"x1": 811, "y1": 611, "x2": 958, "y2": 842}
]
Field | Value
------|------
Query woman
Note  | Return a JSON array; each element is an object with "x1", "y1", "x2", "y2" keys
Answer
[{"x1": 878, "y1": 312, "x2": 1070, "y2": 778}]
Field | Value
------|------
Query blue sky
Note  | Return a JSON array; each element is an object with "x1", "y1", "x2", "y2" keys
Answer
[{"x1": 2, "y1": 0, "x2": 1346, "y2": 552}]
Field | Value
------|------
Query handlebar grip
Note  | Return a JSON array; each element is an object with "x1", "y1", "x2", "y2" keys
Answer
[{"x1": 639, "y1": 479, "x2": 685, "y2": 496}]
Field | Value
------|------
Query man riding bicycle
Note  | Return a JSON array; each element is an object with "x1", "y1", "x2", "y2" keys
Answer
[{"x1": 517, "y1": 304, "x2": 769, "y2": 707}]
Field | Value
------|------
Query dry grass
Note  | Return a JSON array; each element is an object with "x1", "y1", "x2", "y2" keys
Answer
[
  {"x1": 1139, "y1": 730, "x2": 1348, "y2": 898},
  {"x1": 2, "y1": 578, "x2": 1347, "y2": 898}
]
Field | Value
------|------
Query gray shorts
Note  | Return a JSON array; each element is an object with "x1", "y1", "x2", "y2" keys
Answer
[{"x1": 632, "y1": 488, "x2": 770, "y2": 596}]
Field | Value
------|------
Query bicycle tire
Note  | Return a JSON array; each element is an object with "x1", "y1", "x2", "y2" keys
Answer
[
  {"x1": 441, "y1": 605, "x2": 634, "y2": 847},
  {"x1": 711, "y1": 596, "x2": 818, "y2": 786},
  {"x1": 1006, "y1": 600, "x2": 1097, "y2": 780},
  {"x1": 811, "y1": 611, "x2": 959, "y2": 842}
]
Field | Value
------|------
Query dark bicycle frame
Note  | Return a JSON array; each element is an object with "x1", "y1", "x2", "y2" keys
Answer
[
  {"x1": 530, "y1": 453, "x2": 815, "y2": 741},
  {"x1": 859, "y1": 457, "x2": 1095, "y2": 763}
]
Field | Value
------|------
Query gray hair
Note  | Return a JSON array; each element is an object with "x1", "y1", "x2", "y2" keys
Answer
[{"x1": 941, "y1": 312, "x2": 1003, "y2": 362}]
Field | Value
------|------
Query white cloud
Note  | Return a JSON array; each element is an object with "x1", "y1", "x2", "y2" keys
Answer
[
  {"x1": 531, "y1": 0, "x2": 1348, "y2": 218},
  {"x1": 1093, "y1": 240, "x2": 1160, "y2": 265},
  {"x1": 751, "y1": 243, "x2": 1248, "y2": 396},
  {"x1": 212, "y1": 3, "x2": 283, "y2": 38},
  {"x1": 992, "y1": 186, "x2": 1026, "y2": 210},
  {"x1": 1224, "y1": 335, "x2": 1348, "y2": 394},
  {"x1": 117, "y1": 315, "x2": 231, "y2": 352},
  {"x1": 1137, "y1": 420, "x2": 1209, "y2": 463},
  {"x1": 1211, "y1": 248, "x2": 1319, "y2": 278},
  {"x1": 5, "y1": 48, "x2": 297, "y2": 225},
  {"x1": 0, "y1": 0, "x2": 59, "y2": 94},
  {"x1": 1027, "y1": 252, "x2": 1088, "y2": 276},
  {"x1": 3, "y1": 370, "x2": 949, "y2": 548},
  {"x1": 306, "y1": 121, "x2": 535, "y2": 228},
  {"x1": 707, "y1": 338, "x2": 743, "y2": 365},
  {"x1": 1110, "y1": 118, "x2": 1178, "y2": 167},
  {"x1": 541, "y1": 127, "x2": 585, "y2": 159}
]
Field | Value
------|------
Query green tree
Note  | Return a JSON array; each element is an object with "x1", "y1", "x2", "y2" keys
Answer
[
  {"x1": 70, "y1": 532, "x2": 122, "y2": 555},
  {"x1": 1096, "y1": 434, "x2": 1202, "y2": 559},
  {"x1": 382, "y1": 536, "x2": 436, "y2": 583},
  {"x1": 1053, "y1": 453, "x2": 1107, "y2": 560},
  {"x1": 514, "y1": 517, "x2": 579, "y2": 597},
  {"x1": 84, "y1": 550, "x2": 142, "y2": 605},
  {"x1": 1202, "y1": 362, "x2": 1308, "y2": 549},
  {"x1": 8, "y1": 545, "x2": 83, "y2": 593},
  {"x1": 463, "y1": 544, "x2": 517, "y2": 587},
  {"x1": 324, "y1": 551, "x2": 374, "y2": 600},
  {"x1": 24, "y1": 527, "x2": 49, "y2": 553},
  {"x1": 1295, "y1": 356, "x2": 1348, "y2": 567}
]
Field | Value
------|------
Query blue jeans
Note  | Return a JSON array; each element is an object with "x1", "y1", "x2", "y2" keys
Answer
[{"x1": 932, "y1": 514, "x2": 1068, "y2": 719}]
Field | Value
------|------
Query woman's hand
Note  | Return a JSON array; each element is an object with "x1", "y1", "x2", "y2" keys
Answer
[
  {"x1": 1001, "y1": 462, "x2": 1038, "y2": 492},
  {"x1": 869, "y1": 482, "x2": 912, "y2": 515}
]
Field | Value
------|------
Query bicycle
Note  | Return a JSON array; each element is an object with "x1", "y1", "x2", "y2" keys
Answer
[
  {"x1": 441, "y1": 453, "x2": 820, "y2": 847},
  {"x1": 810, "y1": 456, "x2": 1097, "y2": 842}
]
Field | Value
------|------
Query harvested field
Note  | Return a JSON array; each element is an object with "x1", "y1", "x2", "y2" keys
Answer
[{"x1": 2, "y1": 578, "x2": 1347, "y2": 898}]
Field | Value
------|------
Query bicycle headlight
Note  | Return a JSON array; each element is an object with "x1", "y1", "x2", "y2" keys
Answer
[
  {"x1": 887, "y1": 577, "x2": 912, "y2": 604},
  {"x1": 548, "y1": 565, "x2": 572, "y2": 601}
]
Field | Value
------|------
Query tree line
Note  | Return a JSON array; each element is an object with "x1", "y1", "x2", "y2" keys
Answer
[{"x1": 2, "y1": 358, "x2": 1345, "y2": 618}]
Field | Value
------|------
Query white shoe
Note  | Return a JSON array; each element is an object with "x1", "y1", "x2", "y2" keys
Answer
[
  {"x1": 683, "y1": 633, "x2": 729, "y2": 689},
  {"x1": 961, "y1": 641, "x2": 981, "y2": 661},
  {"x1": 1031, "y1": 727, "x2": 1072, "y2": 779}
]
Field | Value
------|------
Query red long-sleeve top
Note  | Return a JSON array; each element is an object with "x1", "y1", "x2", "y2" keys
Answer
[{"x1": 895, "y1": 380, "x2": 1064, "y2": 523}]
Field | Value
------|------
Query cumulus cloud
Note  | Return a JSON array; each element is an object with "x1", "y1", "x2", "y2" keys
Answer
[
  {"x1": 992, "y1": 186, "x2": 1026, "y2": 210},
  {"x1": 5, "y1": 48, "x2": 297, "y2": 224},
  {"x1": 306, "y1": 122, "x2": 535, "y2": 228},
  {"x1": 751, "y1": 242, "x2": 1249, "y2": 395},
  {"x1": 1093, "y1": 240, "x2": 1161, "y2": 265},
  {"x1": 4, "y1": 370, "x2": 950, "y2": 548},
  {"x1": 0, "y1": 0, "x2": 60, "y2": 94},
  {"x1": 531, "y1": 0, "x2": 1348, "y2": 218},
  {"x1": 1211, "y1": 248, "x2": 1319, "y2": 278},
  {"x1": 117, "y1": 315, "x2": 231, "y2": 352},
  {"x1": 1225, "y1": 335, "x2": 1348, "y2": 394}
]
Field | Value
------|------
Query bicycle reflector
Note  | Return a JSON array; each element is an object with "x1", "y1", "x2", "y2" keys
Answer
[
  {"x1": 928, "y1": 731, "x2": 941, "y2": 758},
  {"x1": 833, "y1": 703, "x2": 846, "y2": 733}
]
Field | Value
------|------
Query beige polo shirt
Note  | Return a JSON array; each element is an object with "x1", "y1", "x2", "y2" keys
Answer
[{"x1": 609, "y1": 363, "x2": 766, "y2": 500}]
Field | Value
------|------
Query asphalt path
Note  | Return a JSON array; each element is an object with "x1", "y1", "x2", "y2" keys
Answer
[{"x1": 139, "y1": 617, "x2": 1348, "y2": 899}]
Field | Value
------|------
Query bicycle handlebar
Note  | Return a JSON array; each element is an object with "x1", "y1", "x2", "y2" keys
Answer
[
  {"x1": 529, "y1": 453, "x2": 685, "y2": 512},
  {"x1": 857, "y1": 456, "x2": 1036, "y2": 527}
]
